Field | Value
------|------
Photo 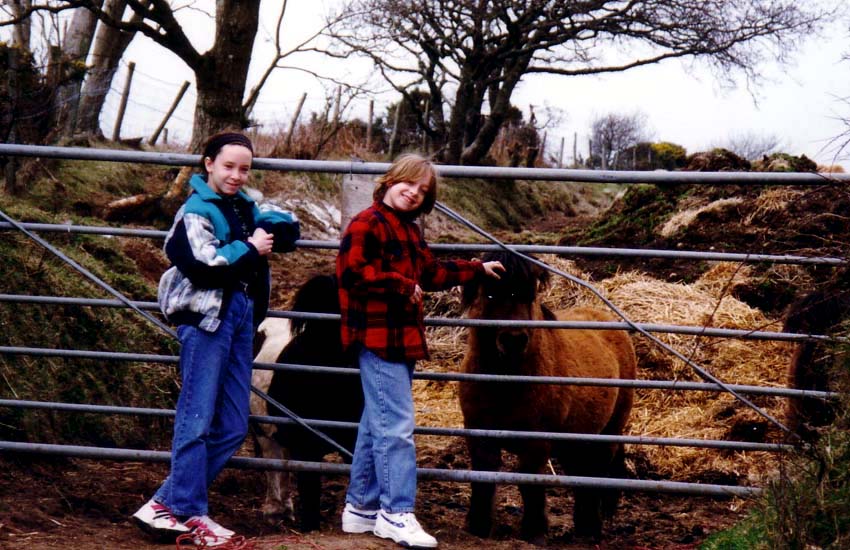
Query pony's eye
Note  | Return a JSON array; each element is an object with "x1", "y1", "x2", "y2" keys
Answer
[{"x1": 486, "y1": 294, "x2": 494, "y2": 300}]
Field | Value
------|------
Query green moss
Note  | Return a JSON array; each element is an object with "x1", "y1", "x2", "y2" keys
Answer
[
  {"x1": 569, "y1": 184, "x2": 685, "y2": 246},
  {"x1": 0, "y1": 190, "x2": 177, "y2": 447},
  {"x1": 440, "y1": 177, "x2": 581, "y2": 232},
  {"x1": 700, "y1": 515, "x2": 768, "y2": 549}
]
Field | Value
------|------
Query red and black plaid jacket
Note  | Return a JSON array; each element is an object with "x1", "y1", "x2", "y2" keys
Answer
[{"x1": 336, "y1": 201, "x2": 484, "y2": 362}]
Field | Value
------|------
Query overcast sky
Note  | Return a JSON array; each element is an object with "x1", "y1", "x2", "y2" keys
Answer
[{"x1": 98, "y1": 1, "x2": 850, "y2": 170}]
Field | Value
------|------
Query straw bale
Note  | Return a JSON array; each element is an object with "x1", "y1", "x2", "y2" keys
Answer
[
  {"x1": 562, "y1": 264, "x2": 791, "y2": 482},
  {"x1": 744, "y1": 187, "x2": 806, "y2": 226},
  {"x1": 659, "y1": 198, "x2": 743, "y2": 237},
  {"x1": 691, "y1": 261, "x2": 754, "y2": 296}
]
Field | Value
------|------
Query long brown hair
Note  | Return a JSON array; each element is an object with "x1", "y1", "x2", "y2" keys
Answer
[{"x1": 373, "y1": 153, "x2": 438, "y2": 216}]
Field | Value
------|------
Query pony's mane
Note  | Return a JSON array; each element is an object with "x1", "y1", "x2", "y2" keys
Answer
[
  {"x1": 462, "y1": 251, "x2": 549, "y2": 305},
  {"x1": 289, "y1": 274, "x2": 340, "y2": 336}
]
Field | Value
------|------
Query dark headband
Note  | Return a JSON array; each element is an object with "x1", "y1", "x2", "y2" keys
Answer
[{"x1": 202, "y1": 132, "x2": 254, "y2": 161}]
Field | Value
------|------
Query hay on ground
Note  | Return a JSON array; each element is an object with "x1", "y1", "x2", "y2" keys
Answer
[{"x1": 659, "y1": 198, "x2": 743, "y2": 238}]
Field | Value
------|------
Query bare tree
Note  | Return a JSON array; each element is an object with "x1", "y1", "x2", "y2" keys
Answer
[
  {"x1": 5, "y1": 0, "x2": 32, "y2": 48},
  {"x1": 717, "y1": 131, "x2": 785, "y2": 160},
  {"x1": 103, "y1": 0, "x2": 264, "y2": 150},
  {"x1": 51, "y1": 1, "x2": 101, "y2": 136},
  {"x1": 74, "y1": 0, "x2": 146, "y2": 136},
  {"x1": 2, "y1": 0, "x2": 346, "y2": 150},
  {"x1": 590, "y1": 112, "x2": 651, "y2": 170},
  {"x1": 826, "y1": 96, "x2": 850, "y2": 164},
  {"x1": 327, "y1": 0, "x2": 835, "y2": 165},
  {"x1": 823, "y1": 26, "x2": 850, "y2": 165}
]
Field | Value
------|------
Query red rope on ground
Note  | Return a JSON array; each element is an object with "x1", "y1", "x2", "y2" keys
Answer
[
  {"x1": 174, "y1": 529, "x2": 326, "y2": 550},
  {"x1": 175, "y1": 528, "x2": 255, "y2": 550}
]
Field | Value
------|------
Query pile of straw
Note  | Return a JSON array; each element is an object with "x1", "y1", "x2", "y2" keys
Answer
[{"x1": 574, "y1": 263, "x2": 790, "y2": 481}]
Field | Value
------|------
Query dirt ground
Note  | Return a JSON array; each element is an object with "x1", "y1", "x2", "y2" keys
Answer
[{"x1": 0, "y1": 440, "x2": 749, "y2": 550}]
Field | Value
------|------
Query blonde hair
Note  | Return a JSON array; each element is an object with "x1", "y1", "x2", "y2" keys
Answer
[{"x1": 373, "y1": 153, "x2": 438, "y2": 215}]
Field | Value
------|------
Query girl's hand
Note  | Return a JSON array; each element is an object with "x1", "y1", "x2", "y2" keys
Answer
[
  {"x1": 410, "y1": 284, "x2": 423, "y2": 304},
  {"x1": 482, "y1": 261, "x2": 505, "y2": 279},
  {"x1": 249, "y1": 227, "x2": 275, "y2": 256}
]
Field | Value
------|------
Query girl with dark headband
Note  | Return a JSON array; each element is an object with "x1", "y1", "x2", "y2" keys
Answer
[{"x1": 132, "y1": 131, "x2": 299, "y2": 546}]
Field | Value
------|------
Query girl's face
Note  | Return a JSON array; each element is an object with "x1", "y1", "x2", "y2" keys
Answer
[
  {"x1": 382, "y1": 172, "x2": 431, "y2": 213},
  {"x1": 204, "y1": 144, "x2": 253, "y2": 195}
]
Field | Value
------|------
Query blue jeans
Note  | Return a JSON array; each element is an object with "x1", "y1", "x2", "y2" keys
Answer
[
  {"x1": 154, "y1": 291, "x2": 254, "y2": 517},
  {"x1": 346, "y1": 347, "x2": 417, "y2": 513}
]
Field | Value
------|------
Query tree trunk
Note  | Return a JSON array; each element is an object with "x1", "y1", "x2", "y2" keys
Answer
[
  {"x1": 460, "y1": 59, "x2": 529, "y2": 166},
  {"x1": 54, "y1": 2, "x2": 103, "y2": 137},
  {"x1": 4, "y1": 46, "x2": 22, "y2": 195},
  {"x1": 188, "y1": 0, "x2": 260, "y2": 151},
  {"x1": 9, "y1": 0, "x2": 32, "y2": 50},
  {"x1": 76, "y1": 0, "x2": 144, "y2": 136},
  {"x1": 445, "y1": 76, "x2": 477, "y2": 164}
]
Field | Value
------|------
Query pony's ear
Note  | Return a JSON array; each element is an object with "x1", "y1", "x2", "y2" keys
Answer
[
  {"x1": 535, "y1": 264, "x2": 551, "y2": 293},
  {"x1": 461, "y1": 278, "x2": 481, "y2": 308}
]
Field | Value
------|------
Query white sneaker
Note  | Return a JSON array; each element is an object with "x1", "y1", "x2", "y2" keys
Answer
[
  {"x1": 374, "y1": 511, "x2": 438, "y2": 548},
  {"x1": 342, "y1": 502, "x2": 379, "y2": 533},
  {"x1": 184, "y1": 515, "x2": 235, "y2": 547},
  {"x1": 131, "y1": 498, "x2": 190, "y2": 540}
]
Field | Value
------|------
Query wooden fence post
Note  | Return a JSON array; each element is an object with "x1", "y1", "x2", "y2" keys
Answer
[
  {"x1": 112, "y1": 61, "x2": 135, "y2": 141},
  {"x1": 388, "y1": 98, "x2": 403, "y2": 159},
  {"x1": 331, "y1": 86, "x2": 342, "y2": 149},
  {"x1": 331, "y1": 86, "x2": 342, "y2": 127},
  {"x1": 149, "y1": 80, "x2": 189, "y2": 145},
  {"x1": 573, "y1": 132, "x2": 577, "y2": 168},
  {"x1": 341, "y1": 173, "x2": 374, "y2": 232},
  {"x1": 284, "y1": 93, "x2": 307, "y2": 152},
  {"x1": 538, "y1": 131, "x2": 546, "y2": 167},
  {"x1": 4, "y1": 46, "x2": 21, "y2": 195},
  {"x1": 558, "y1": 136, "x2": 565, "y2": 168},
  {"x1": 421, "y1": 98, "x2": 430, "y2": 153},
  {"x1": 366, "y1": 100, "x2": 374, "y2": 151}
]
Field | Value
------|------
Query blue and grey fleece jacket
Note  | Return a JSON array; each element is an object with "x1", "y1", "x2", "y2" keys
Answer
[{"x1": 158, "y1": 174, "x2": 299, "y2": 332}]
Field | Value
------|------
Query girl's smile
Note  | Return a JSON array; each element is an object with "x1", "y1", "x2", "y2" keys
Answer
[
  {"x1": 383, "y1": 173, "x2": 430, "y2": 212},
  {"x1": 204, "y1": 144, "x2": 253, "y2": 195}
]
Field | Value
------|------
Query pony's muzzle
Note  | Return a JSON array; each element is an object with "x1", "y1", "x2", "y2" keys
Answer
[{"x1": 496, "y1": 330, "x2": 529, "y2": 357}]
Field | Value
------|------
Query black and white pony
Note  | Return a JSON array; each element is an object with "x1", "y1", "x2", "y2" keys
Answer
[{"x1": 250, "y1": 274, "x2": 363, "y2": 531}]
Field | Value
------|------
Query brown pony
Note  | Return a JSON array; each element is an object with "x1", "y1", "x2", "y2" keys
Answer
[
  {"x1": 783, "y1": 284, "x2": 849, "y2": 439},
  {"x1": 459, "y1": 251, "x2": 637, "y2": 543}
]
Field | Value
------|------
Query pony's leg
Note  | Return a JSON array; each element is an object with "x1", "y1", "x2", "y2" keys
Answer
[
  {"x1": 466, "y1": 437, "x2": 501, "y2": 538},
  {"x1": 291, "y1": 446, "x2": 323, "y2": 532},
  {"x1": 250, "y1": 367, "x2": 295, "y2": 522},
  {"x1": 600, "y1": 443, "x2": 626, "y2": 519},
  {"x1": 571, "y1": 488, "x2": 602, "y2": 539},
  {"x1": 516, "y1": 444, "x2": 550, "y2": 545},
  {"x1": 558, "y1": 442, "x2": 614, "y2": 540},
  {"x1": 263, "y1": 442, "x2": 295, "y2": 523}
]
